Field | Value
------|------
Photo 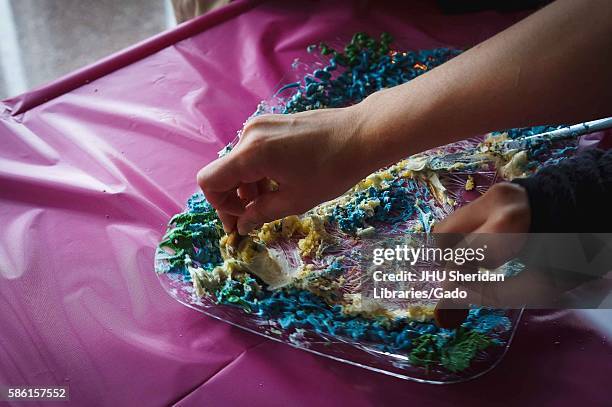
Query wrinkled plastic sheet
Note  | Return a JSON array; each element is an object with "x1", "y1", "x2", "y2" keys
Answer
[{"x1": 1, "y1": 0, "x2": 611, "y2": 405}]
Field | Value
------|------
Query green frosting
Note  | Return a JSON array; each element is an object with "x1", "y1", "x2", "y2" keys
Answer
[{"x1": 409, "y1": 328, "x2": 493, "y2": 372}]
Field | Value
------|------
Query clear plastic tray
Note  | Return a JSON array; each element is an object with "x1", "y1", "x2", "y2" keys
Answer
[
  {"x1": 155, "y1": 265, "x2": 522, "y2": 384},
  {"x1": 153, "y1": 37, "x2": 556, "y2": 383}
]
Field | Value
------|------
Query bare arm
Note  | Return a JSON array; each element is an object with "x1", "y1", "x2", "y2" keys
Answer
[
  {"x1": 355, "y1": 0, "x2": 612, "y2": 169},
  {"x1": 198, "y1": 0, "x2": 612, "y2": 234}
]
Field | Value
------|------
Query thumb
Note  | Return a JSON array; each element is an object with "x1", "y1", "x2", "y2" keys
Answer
[{"x1": 236, "y1": 190, "x2": 301, "y2": 235}]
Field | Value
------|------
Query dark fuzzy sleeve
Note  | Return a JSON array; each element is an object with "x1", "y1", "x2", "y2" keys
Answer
[{"x1": 512, "y1": 148, "x2": 612, "y2": 232}]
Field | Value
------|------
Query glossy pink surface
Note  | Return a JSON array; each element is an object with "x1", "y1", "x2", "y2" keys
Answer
[{"x1": 1, "y1": 1, "x2": 610, "y2": 405}]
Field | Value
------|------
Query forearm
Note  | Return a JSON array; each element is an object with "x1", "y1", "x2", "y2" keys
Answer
[{"x1": 353, "y1": 0, "x2": 612, "y2": 171}]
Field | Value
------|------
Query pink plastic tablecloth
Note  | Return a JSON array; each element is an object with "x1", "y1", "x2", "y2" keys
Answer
[{"x1": 1, "y1": 1, "x2": 611, "y2": 405}]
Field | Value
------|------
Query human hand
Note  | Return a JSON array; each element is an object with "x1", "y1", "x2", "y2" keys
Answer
[
  {"x1": 432, "y1": 182, "x2": 531, "y2": 328},
  {"x1": 434, "y1": 182, "x2": 531, "y2": 235},
  {"x1": 197, "y1": 105, "x2": 375, "y2": 235}
]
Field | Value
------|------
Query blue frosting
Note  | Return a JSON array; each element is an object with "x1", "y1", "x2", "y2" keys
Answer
[
  {"x1": 157, "y1": 35, "x2": 532, "y2": 373},
  {"x1": 329, "y1": 180, "x2": 417, "y2": 233},
  {"x1": 250, "y1": 288, "x2": 510, "y2": 353},
  {"x1": 282, "y1": 46, "x2": 460, "y2": 114}
]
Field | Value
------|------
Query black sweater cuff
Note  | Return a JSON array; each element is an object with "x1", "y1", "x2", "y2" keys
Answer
[{"x1": 511, "y1": 148, "x2": 612, "y2": 233}]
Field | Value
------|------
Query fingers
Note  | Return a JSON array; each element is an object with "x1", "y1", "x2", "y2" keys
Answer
[
  {"x1": 432, "y1": 183, "x2": 531, "y2": 328},
  {"x1": 237, "y1": 182, "x2": 259, "y2": 201},
  {"x1": 217, "y1": 210, "x2": 238, "y2": 234},
  {"x1": 432, "y1": 193, "x2": 488, "y2": 260},
  {"x1": 197, "y1": 151, "x2": 264, "y2": 194},
  {"x1": 197, "y1": 147, "x2": 267, "y2": 231},
  {"x1": 197, "y1": 147, "x2": 289, "y2": 233},
  {"x1": 216, "y1": 178, "x2": 284, "y2": 235},
  {"x1": 432, "y1": 187, "x2": 493, "y2": 328},
  {"x1": 236, "y1": 178, "x2": 279, "y2": 202},
  {"x1": 257, "y1": 178, "x2": 278, "y2": 193},
  {"x1": 434, "y1": 182, "x2": 529, "y2": 234},
  {"x1": 205, "y1": 189, "x2": 247, "y2": 216},
  {"x1": 236, "y1": 190, "x2": 302, "y2": 235},
  {"x1": 472, "y1": 217, "x2": 528, "y2": 269},
  {"x1": 433, "y1": 197, "x2": 487, "y2": 233}
]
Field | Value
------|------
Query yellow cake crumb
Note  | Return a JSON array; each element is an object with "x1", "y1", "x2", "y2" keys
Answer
[
  {"x1": 355, "y1": 171, "x2": 394, "y2": 191},
  {"x1": 358, "y1": 198, "x2": 381, "y2": 216},
  {"x1": 258, "y1": 215, "x2": 301, "y2": 244},
  {"x1": 465, "y1": 175, "x2": 475, "y2": 191},
  {"x1": 500, "y1": 150, "x2": 528, "y2": 179},
  {"x1": 297, "y1": 215, "x2": 329, "y2": 258}
]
